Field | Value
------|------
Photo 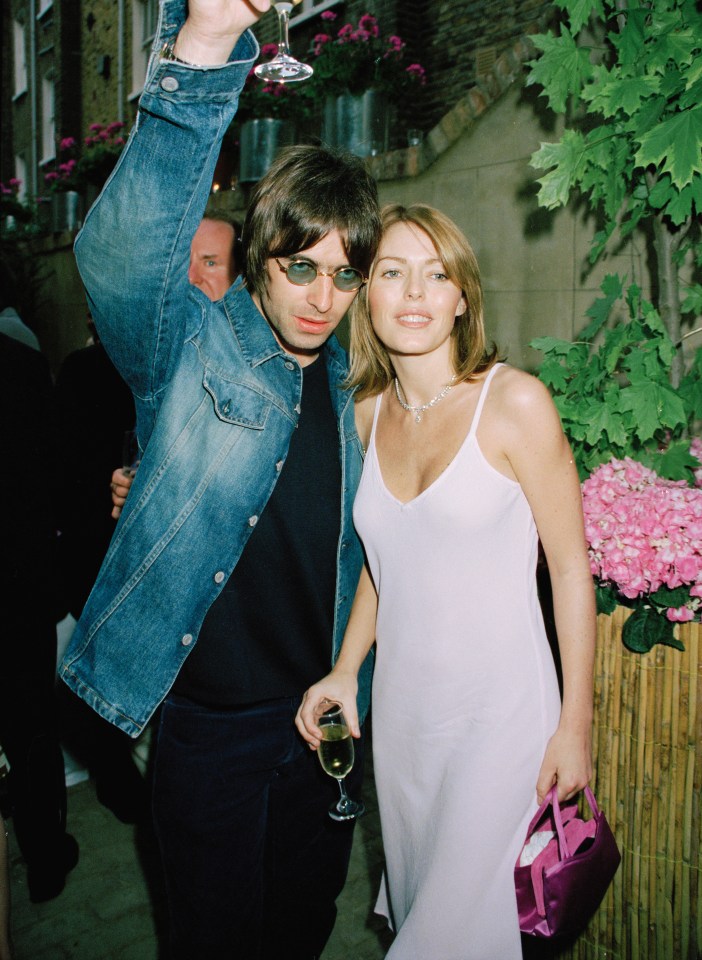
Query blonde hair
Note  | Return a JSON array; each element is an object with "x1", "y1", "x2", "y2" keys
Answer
[{"x1": 348, "y1": 203, "x2": 498, "y2": 399}]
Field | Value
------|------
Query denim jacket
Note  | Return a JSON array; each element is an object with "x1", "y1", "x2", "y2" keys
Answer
[{"x1": 59, "y1": 1, "x2": 373, "y2": 737}]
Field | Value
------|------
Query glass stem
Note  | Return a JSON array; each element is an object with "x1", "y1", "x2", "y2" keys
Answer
[
  {"x1": 337, "y1": 778, "x2": 351, "y2": 811},
  {"x1": 276, "y1": 6, "x2": 292, "y2": 59}
]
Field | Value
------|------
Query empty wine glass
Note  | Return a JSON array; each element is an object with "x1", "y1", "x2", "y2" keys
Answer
[
  {"x1": 254, "y1": 2, "x2": 314, "y2": 83},
  {"x1": 317, "y1": 701, "x2": 365, "y2": 821}
]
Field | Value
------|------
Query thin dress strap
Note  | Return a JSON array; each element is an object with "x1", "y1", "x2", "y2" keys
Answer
[
  {"x1": 367, "y1": 391, "x2": 384, "y2": 450},
  {"x1": 467, "y1": 362, "x2": 502, "y2": 440}
]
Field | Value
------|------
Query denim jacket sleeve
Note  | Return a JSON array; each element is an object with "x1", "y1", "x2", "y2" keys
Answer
[{"x1": 73, "y1": 0, "x2": 257, "y2": 428}]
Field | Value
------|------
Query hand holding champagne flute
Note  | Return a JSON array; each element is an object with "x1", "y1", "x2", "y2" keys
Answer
[{"x1": 316, "y1": 701, "x2": 365, "y2": 821}]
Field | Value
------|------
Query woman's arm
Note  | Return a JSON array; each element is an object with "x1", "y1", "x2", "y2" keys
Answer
[
  {"x1": 296, "y1": 564, "x2": 378, "y2": 747},
  {"x1": 500, "y1": 372, "x2": 596, "y2": 804}
]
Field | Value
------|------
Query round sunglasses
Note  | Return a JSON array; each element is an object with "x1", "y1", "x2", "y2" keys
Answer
[{"x1": 275, "y1": 258, "x2": 367, "y2": 293}]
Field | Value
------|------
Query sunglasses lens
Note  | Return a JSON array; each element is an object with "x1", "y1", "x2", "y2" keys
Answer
[
  {"x1": 286, "y1": 261, "x2": 318, "y2": 285},
  {"x1": 333, "y1": 268, "x2": 364, "y2": 292}
]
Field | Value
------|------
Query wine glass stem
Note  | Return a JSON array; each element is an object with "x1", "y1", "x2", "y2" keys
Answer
[
  {"x1": 277, "y1": 8, "x2": 292, "y2": 58},
  {"x1": 337, "y1": 778, "x2": 351, "y2": 811}
]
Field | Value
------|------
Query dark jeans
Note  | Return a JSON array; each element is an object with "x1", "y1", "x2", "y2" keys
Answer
[{"x1": 153, "y1": 695, "x2": 364, "y2": 960}]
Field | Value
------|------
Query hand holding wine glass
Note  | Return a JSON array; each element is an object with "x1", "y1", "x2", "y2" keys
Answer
[
  {"x1": 255, "y1": 1, "x2": 313, "y2": 82},
  {"x1": 316, "y1": 702, "x2": 365, "y2": 821}
]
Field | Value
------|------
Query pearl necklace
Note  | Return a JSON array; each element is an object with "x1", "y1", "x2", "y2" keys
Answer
[{"x1": 394, "y1": 375, "x2": 457, "y2": 423}]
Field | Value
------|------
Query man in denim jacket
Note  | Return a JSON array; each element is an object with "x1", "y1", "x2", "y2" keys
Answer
[{"x1": 59, "y1": 1, "x2": 379, "y2": 956}]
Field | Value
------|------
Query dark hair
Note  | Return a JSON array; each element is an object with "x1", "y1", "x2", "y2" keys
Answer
[{"x1": 241, "y1": 145, "x2": 381, "y2": 298}]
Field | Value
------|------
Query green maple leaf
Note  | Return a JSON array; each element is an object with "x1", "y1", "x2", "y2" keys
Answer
[
  {"x1": 583, "y1": 402, "x2": 628, "y2": 447},
  {"x1": 665, "y1": 176, "x2": 702, "y2": 224},
  {"x1": 527, "y1": 29, "x2": 594, "y2": 113},
  {"x1": 634, "y1": 106, "x2": 702, "y2": 188},
  {"x1": 650, "y1": 441, "x2": 700, "y2": 481},
  {"x1": 531, "y1": 130, "x2": 587, "y2": 208},
  {"x1": 619, "y1": 382, "x2": 686, "y2": 440},
  {"x1": 589, "y1": 76, "x2": 660, "y2": 118},
  {"x1": 556, "y1": 0, "x2": 605, "y2": 35}
]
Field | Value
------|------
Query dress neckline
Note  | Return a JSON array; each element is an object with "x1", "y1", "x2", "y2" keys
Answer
[{"x1": 369, "y1": 363, "x2": 503, "y2": 507}]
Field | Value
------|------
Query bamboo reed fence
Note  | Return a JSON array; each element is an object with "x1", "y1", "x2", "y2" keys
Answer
[{"x1": 556, "y1": 607, "x2": 701, "y2": 960}]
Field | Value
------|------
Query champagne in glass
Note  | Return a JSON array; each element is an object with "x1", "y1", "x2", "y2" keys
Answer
[
  {"x1": 254, "y1": 2, "x2": 314, "y2": 83},
  {"x1": 317, "y1": 702, "x2": 365, "y2": 822}
]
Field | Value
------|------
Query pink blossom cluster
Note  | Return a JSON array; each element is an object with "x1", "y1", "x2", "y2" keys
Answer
[
  {"x1": 84, "y1": 121, "x2": 126, "y2": 149},
  {"x1": 582, "y1": 457, "x2": 702, "y2": 622},
  {"x1": 1, "y1": 178, "x2": 22, "y2": 195}
]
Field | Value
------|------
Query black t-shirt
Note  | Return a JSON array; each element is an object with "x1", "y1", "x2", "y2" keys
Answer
[{"x1": 173, "y1": 356, "x2": 342, "y2": 707}]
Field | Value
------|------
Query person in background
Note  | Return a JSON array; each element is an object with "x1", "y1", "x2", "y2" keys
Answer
[
  {"x1": 54, "y1": 317, "x2": 147, "y2": 824},
  {"x1": 297, "y1": 204, "x2": 595, "y2": 959},
  {"x1": 0, "y1": 300, "x2": 79, "y2": 902},
  {"x1": 110, "y1": 213, "x2": 240, "y2": 518},
  {"x1": 59, "y1": 1, "x2": 380, "y2": 957}
]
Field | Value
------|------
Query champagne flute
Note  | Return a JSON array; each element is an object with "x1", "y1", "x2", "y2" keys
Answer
[
  {"x1": 254, "y1": 2, "x2": 314, "y2": 83},
  {"x1": 317, "y1": 702, "x2": 365, "y2": 822}
]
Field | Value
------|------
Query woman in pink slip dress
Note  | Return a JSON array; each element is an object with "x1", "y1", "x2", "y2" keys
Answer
[{"x1": 296, "y1": 204, "x2": 595, "y2": 959}]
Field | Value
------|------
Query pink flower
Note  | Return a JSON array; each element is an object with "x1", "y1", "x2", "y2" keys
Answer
[
  {"x1": 106, "y1": 121, "x2": 126, "y2": 134},
  {"x1": 406, "y1": 63, "x2": 426, "y2": 84},
  {"x1": 337, "y1": 24, "x2": 353, "y2": 41},
  {"x1": 666, "y1": 606, "x2": 695, "y2": 622},
  {"x1": 59, "y1": 136, "x2": 76, "y2": 151},
  {"x1": 583, "y1": 457, "x2": 702, "y2": 612},
  {"x1": 89, "y1": 122, "x2": 104, "y2": 132},
  {"x1": 44, "y1": 171, "x2": 59, "y2": 182},
  {"x1": 261, "y1": 43, "x2": 279, "y2": 59},
  {"x1": 84, "y1": 136, "x2": 96, "y2": 146},
  {"x1": 387, "y1": 35, "x2": 404, "y2": 52},
  {"x1": 8, "y1": 177, "x2": 21, "y2": 189},
  {"x1": 113, "y1": 137, "x2": 125, "y2": 146},
  {"x1": 320, "y1": 10, "x2": 336, "y2": 20}
]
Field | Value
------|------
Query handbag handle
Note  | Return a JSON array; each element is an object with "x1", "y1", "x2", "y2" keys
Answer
[{"x1": 526, "y1": 785, "x2": 600, "y2": 859}]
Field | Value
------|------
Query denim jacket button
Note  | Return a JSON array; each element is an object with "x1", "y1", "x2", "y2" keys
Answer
[
  {"x1": 284, "y1": 361, "x2": 295, "y2": 371},
  {"x1": 214, "y1": 571, "x2": 225, "y2": 583},
  {"x1": 160, "y1": 75, "x2": 179, "y2": 92},
  {"x1": 248, "y1": 515, "x2": 258, "y2": 527},
  {"x1": 181, "y1": 633, "x2": 193, "y2": 646}
]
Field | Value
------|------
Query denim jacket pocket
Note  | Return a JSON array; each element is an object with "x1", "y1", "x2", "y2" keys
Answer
[{"x1": 203, "y1": 367, "x2": 272, "y2": 429}]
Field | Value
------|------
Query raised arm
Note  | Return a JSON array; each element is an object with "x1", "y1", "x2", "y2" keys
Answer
[
  {"x1": 500, "y1": 371, "x2": 596, "y2": 804},
  {"x1": 74, "y1": 0, "x2": 268, "y2": 407},
  {"x1": 296, "y1": 564, "x2": 378, "y2": 746}
]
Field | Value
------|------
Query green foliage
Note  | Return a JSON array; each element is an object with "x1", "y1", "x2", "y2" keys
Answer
[
  {"x1": 531, "y1": 274, "x2": 701, "y2": 482},
  {"x1": 526, "y1": 0, "x2": 702, "y2": 229},
  {"x1": 621, "y1": 605, "x2": 683, "y2": 653}
]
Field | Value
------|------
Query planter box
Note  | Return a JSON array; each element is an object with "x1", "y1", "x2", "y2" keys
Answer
[
  {"x1": 558, "y1": 607, "x2": 701, "y2": 959},
  {"x1": 238, "y1": 119, "x2": 296, "y2": 184}
]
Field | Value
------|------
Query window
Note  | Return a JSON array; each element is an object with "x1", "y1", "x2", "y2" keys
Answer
[
  {"x1": 13, "y1": 20, "x2": 27, "y2": 96},
  {"x1": 131, "y1": 0, "x2": 158, "y2": 97},
  {"x1": 14, "y1": 156, "x2": 28, "y2": 202},
  {"x1": 290, "y1": 0, "x2": 341, "y2": 27},
  {"x1": 41, "y1": 76, "x2": 56, "y2": 164}
]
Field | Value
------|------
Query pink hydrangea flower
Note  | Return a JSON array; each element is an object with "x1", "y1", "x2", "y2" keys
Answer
[{"x1": 582, "y1": 456, "x2": 702, "y2": 621}]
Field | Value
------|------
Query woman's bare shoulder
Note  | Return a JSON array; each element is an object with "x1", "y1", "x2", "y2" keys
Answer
[{"x1": 489, "y1": 364, "x2": 558, "y2": 423}]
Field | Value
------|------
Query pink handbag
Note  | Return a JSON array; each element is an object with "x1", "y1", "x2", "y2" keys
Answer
[{"x1": 515, "y1": 786, "x2": 621, "y2": 939}]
